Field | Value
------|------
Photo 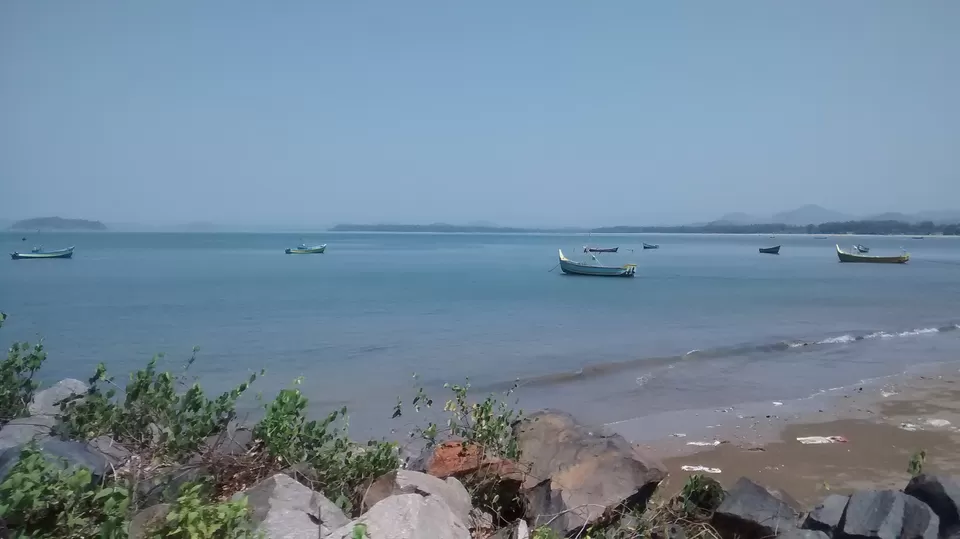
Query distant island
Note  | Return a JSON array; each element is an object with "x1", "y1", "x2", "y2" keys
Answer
[
  {"x1": 9, "y1": 217, "x2": 107, "y2": 231},
  {"x1": 333, "y1": 220, "x2": 960, "y2": 236},
  {"x1": 330, "y1": 223, "x2": 582, "y2": 233}
]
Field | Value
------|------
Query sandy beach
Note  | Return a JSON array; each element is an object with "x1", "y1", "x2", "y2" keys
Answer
[{"x1": 631, "y1": 360, "x2": 960, "y2": 506}]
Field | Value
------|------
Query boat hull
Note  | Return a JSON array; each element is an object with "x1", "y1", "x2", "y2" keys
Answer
[
  {"x1": 285, "y1": 245, "x2": 326, "y2": 254},
  {"x1": 836, "y1": 245, "x2": 908, "y2": 264},
  {"x1": 642, "y1": 243, "x2": 659, "y2": 250},
  {"x1": 10, "y1": 247, "x2": 74, "y2": 260},
  {"x1": 759, "y1": 245, "x2": 780, "y2": 254},
  {"x1": 584, "y1": 247, "x2": 618, "y2": 253},
  {"x1": 558, "y1": 250, "x2": 636, "y2": 277}
]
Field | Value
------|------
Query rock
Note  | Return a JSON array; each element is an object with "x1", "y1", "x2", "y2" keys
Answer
[
  {"x1": 469, "y1": 508, "x2": 494, "y2": 533},
  {"x1": 238, "y1": 473, "x2": 348, "y2": 538},
  {"x1": 128, "y1": 503, "x2": 171, "y2": 539},
  {"x1": 0, "y1": 416, "x2": 56, "y2": 450},
  {"x1": 0, "y1": 437, "x2": 123, "y2": 482},
  {"x1": 515, "y1": 409, "x2": 666, "y2": 535},
  {"x1": 840, "y1": 490, "x2": 938, "y2": 539},
  {"x1": 417, "y1": 441, "x2": 523, "y2": 480},
  {"x1": 327, "y1": 493, "x2": 471, "y2": 539},
  {"x1": 781, "y1": 530, "x2": 830, "y2": 539},
  {"x1": 905, "y1": 474, "x2": 960, "y2": 536},
  {"x1": 803, "y1": 494, "x2": 849, "y2": 532},
  {"x1": 138, "y1": 464, "x2": 210, "y2": 505},
  {"x1": 88, "y1": 436, "x2": 131, "y2": 466},
  {"x1": 361, "y1": 470, "x2": 472, "y2": 525},
  {"x1": 202, "y1": 426, "x2": 254, "y2": 457},
  {"x1": 489, "y1": 520, "x2": 529, "y2": 539},
  {"x1": 712, "y1": 477, "x2": 800, "y2": 539},
  {"x1": 28, "y1": 378, "x2": 88, "y2": 416}
]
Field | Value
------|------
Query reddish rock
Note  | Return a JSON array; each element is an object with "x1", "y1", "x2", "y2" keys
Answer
[{"x1": 420, "y1": 441, "x2": 525, "y2": 482}]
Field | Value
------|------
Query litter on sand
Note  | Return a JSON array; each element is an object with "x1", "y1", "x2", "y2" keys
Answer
[
  {"x1": 926, "y1": 419, "x2": 951, "y2": 428},
  {"x1": 772, "y1": 401, "x2": 784, "y2": 406},
  {"x1": 687, "y1": 440, "x2": 723, "y2": 447},
  {"x1": 681, "y1": 465, "x2": 721, "y2": 474},
  {"x1": 671, "y1": 433, "x2": 687, "y2": 438},
  {"x1": 796, "y1": 436, "x2": 848, "y2": 444},
  {"x1": 900, "y1": 423, "x2": 921, "y2": 432}
]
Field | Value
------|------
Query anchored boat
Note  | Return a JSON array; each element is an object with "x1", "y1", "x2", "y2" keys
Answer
[
  {"x1": 584, "y1": 246, "x2": 619, "y2": 253},
  {"x1": 558, "y1": 249, "x2": 636, "y2": 277},
  {"x1": 759, "y1": 245, "x2": 781, "y2": 255},
  {"x1": 285, "y1": 244, "x2": 326, "y2": 254},
  {"x1": 11, "y1": 246, "x2": 74, "y2": 260},
  {"x1": 836, "y1": 245, "x2": 908, "y2": 264},
  {"x1": 642, "y1": 243, "x2": 659, "y2": 250}
]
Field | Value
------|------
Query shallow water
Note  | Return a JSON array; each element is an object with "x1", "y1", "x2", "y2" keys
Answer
[{"x1": 2, "y1": 232, "x2": 959, "y2": 437}]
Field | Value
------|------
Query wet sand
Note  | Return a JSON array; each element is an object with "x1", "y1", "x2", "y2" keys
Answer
[{"x1": 634, "y1": 363, "x2": 960, "y2": 506}]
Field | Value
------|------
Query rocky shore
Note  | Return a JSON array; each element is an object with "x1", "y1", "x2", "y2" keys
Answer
[{"x1": 5, "y1": 368, "x2": 960, "y2": 538}]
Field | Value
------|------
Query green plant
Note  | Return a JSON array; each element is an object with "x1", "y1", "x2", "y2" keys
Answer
[
  {"x1": 908, "y1": 449, "x2": 927, "y2": 477},
  {"x1": 679, "y1": 474, "x2": 724, "y2": 516},
  {"x1": 253, "y1": 379, "x2": 399, "y2": 514},
  {"x1": 156, "y1": 482, "x2": 256, "y2": 538},
  {"x1": 0, "y1": 445, "x2": 130, "y2": 539},
  {"x1": 58, "y1": 354, "x2": 258, "y2": 459},
  {"x1": 532, "y1": 526, "x2": 562, "y2": 539},
  {"x1": 352, "y1": 523, "x2": 368, "y2": 539},
  {"x1": 0, "y1": 313, "x2": 47, "y2": 424}
]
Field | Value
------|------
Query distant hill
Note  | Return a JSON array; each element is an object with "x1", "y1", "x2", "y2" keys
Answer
[
  {"x1": 9, "y1": 217, "x2": 107, "y2": 231},
  {"x1": 715, "y1": 212, "x2": 764, "y2": 225},
  {"x1": 329, "y1": 223, "x2": 583, "y2": 233},
  {"x1": 770, "y1": 205, "x2": 853, "y2": 226}
]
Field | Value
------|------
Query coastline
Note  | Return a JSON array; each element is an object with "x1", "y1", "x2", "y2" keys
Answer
[{"x1": 626, "y1": 360, "x2": 960, "y2": 505}]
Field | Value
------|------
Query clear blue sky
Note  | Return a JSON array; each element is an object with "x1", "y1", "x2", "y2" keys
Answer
[{"x1": 1, "y1": 1, "x2": 957, "y2": 227}]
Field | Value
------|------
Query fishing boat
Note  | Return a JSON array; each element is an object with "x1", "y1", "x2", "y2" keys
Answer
[
  {"x1": 558, "y1": 249, "x2": 636, "y2": 277},
  {"x1": 11, "y1": 246, "x2": 74, "y2": 260},
  {"x1": 836, "y1": 245, "x2": 908, "y2": 264},
  {"x1": 642, "y1": 243, "x2": 659, "y2": 250},
  {"x1": 814, "y1": 236, "x2": 829, "y2": 240},
  {"x1": 759, "y1": 245, "x2": 780, "y2": 255},
  {"x1": 584, "y1": 246, "x2": 619, "y2": 253},
  {"x1": 285, "y1": 244, "x2": 326, "y2": 254},
  {"x1": 855, "y1": 244, "x2": 870, "y2": 253},
  {"x1": 913, "y1": 236, "x2": 925, "y2": 240}
]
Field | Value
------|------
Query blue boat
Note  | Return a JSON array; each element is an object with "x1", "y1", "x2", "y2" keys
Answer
[
  {"x1": 558, "y1": 249, "x2": 636, "y2": 277},
  {"x1": 642, "y1": 243, "x2": 659, "y2": 250},
  {"x1": 11, "y1": 246, "x2": 74, "y2": 260},
  {"x1": 285, "y1": 244, "x2": 326, "y2": 254}
]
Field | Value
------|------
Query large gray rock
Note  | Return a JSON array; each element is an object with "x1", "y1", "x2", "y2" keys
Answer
[
  {"x1": 361, "y1": 470, "x2": 472, "y2": 525},
  {"x1": 905, "y1": 474, "x2": 960, "y2": 537},
  {"x1": 712, "y1": 477, "x2": 800, "y2": 539},
  {"x1": 128, "y1": 503, "x2": 171, "y2": 539},
  {"x1": 803, "y1": 494, "x2": 849, "y2": 533},
  {"x1": 782, "y1": 531, "x2": 830, "y2": 539},
  {"x1": 841, "y1": 490, "x2": 938, "y2": 539},
  {"x1": 237, "y1": 473, "x2": 349, "y2": 538},
  {"x1": 516, "y1": 409, "x2": 666, "y2": 535},
  {"x1": 327, "y1": 493, "x2": 471, "y2": 539},
  {"x1": 138, "y1": 463, "x2": 210, "y2": 505},
  {"x1": 0, "y1": 415, "x2": 56, "y2": 450},
  {"x1": 0, "y1": 437, "x2": 125, "y2": 482},
  {"x1": 202, "y1": 426, "x2": 254, "y2": 457},
  {"x1": 28, "y1": 378, "x2": 88, "y2": 416}
]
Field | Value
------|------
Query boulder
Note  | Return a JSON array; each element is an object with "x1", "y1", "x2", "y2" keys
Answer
[
  {"x1": 840, "y1": 490, "x2": 938, "y2": 539},
  {"x1": 138, "y1": 464, "x2": 210, "y2": 506},
  {"x1": 712, "y1": 477, "x2": 800, "y2": 539},
  {"x1": 28, "y1": 378, "x2": 88, "y2": 416},
  {"x1": 781, "y1": 531, "x2": 830, "y2": 539},
  {"x1": 327, "y1": 493, "x2": 471, "y2": 539},
  {"x1": 128, "y1": 503, "x2": 171, "y2": 539},
  {"x1": 0, "y1": 437, "x2": 124, "y2": 482},
  {"x1": 0, "y1": 415, "x2": 56, "y2": 450},
  {"x1": 803, "y1": 494, "x2": 849, "y2": 533},
  {"x1": 361, "y1": 470, "x2": 472, "y2": 525},
  {"x1": 905, "y1": 474, "x2": 960, "y2": 536},
  {"x1": 515, "y1": 409, "x2": 666, "y2": 535},
  {"x1": 238, "y1": 473, "x2": 348, "y2": 538},
  {"x1": 416, "y1": 441, "x2": 523, "y2": 481},
  {"x1": 202, "y1": 426, "x2": 254, "y2": 457}
]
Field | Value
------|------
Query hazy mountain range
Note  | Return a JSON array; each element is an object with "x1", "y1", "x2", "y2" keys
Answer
[{"x1": 712, "y1": 205, "x2": 960, "y2": 226}]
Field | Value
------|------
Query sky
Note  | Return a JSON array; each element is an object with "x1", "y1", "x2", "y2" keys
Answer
[{"x1": 1, "y1": 2, "x2": 958, "y2": 228}]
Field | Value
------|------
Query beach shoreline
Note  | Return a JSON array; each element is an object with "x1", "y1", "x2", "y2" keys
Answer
[{"x1": 619, "y1": 360, "x2": 960, "y2": 505}]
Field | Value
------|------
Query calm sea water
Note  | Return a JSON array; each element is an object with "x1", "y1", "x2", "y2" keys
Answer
[{"x1": 2, "y1": 232, "x2": 960, "y2": 438}]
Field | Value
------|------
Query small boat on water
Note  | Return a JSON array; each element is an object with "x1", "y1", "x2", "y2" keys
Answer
[
  {"x1": 836, "y1": 245, "x2": 908, "y2": 264},
  {"x1": 855, "y1": 244, "x2": 870, "y2": 253},
  {"x1": 558, "y1": 249, "x2": 636, "y2": 277},
  {"x1": 814, "y1": 236, "x2": 829, "y2": 239},
  {"x1": 759, "y1": 245, "x2": 780, "y2": 255},
  {"x1": 642, "y1": 243, "x2": 659, "y2": 250},
  {"x1": 913, "y1": 236, "x2": 925, "y2": 240},
  {"x1": 11, "y1": 246, "x2": 74, "y2": 260},
  {"x1": 285, "y1": 244, "x2": 326, "y2": 254},
  {"x1": 584, "y1": 246, "x2": 618, "y2": 253}
]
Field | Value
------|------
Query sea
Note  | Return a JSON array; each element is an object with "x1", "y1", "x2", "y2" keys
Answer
[{"x1": 2, "y1": 232, "x2": 960, "y2": 440}]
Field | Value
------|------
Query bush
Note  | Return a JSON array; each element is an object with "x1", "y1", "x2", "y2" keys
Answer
[
  {"x1": 58, "y1": 354, "x2": 258, "y2": 459},
  {"x1": 0, "y1": 313, "x2": 47, "y2": 425},
  {"x1": 154, "y1": 483, "x2": 256, "y2": 538},
  {"x1": 0, "y1": 445, "x2": 130, "y2": 539}
]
